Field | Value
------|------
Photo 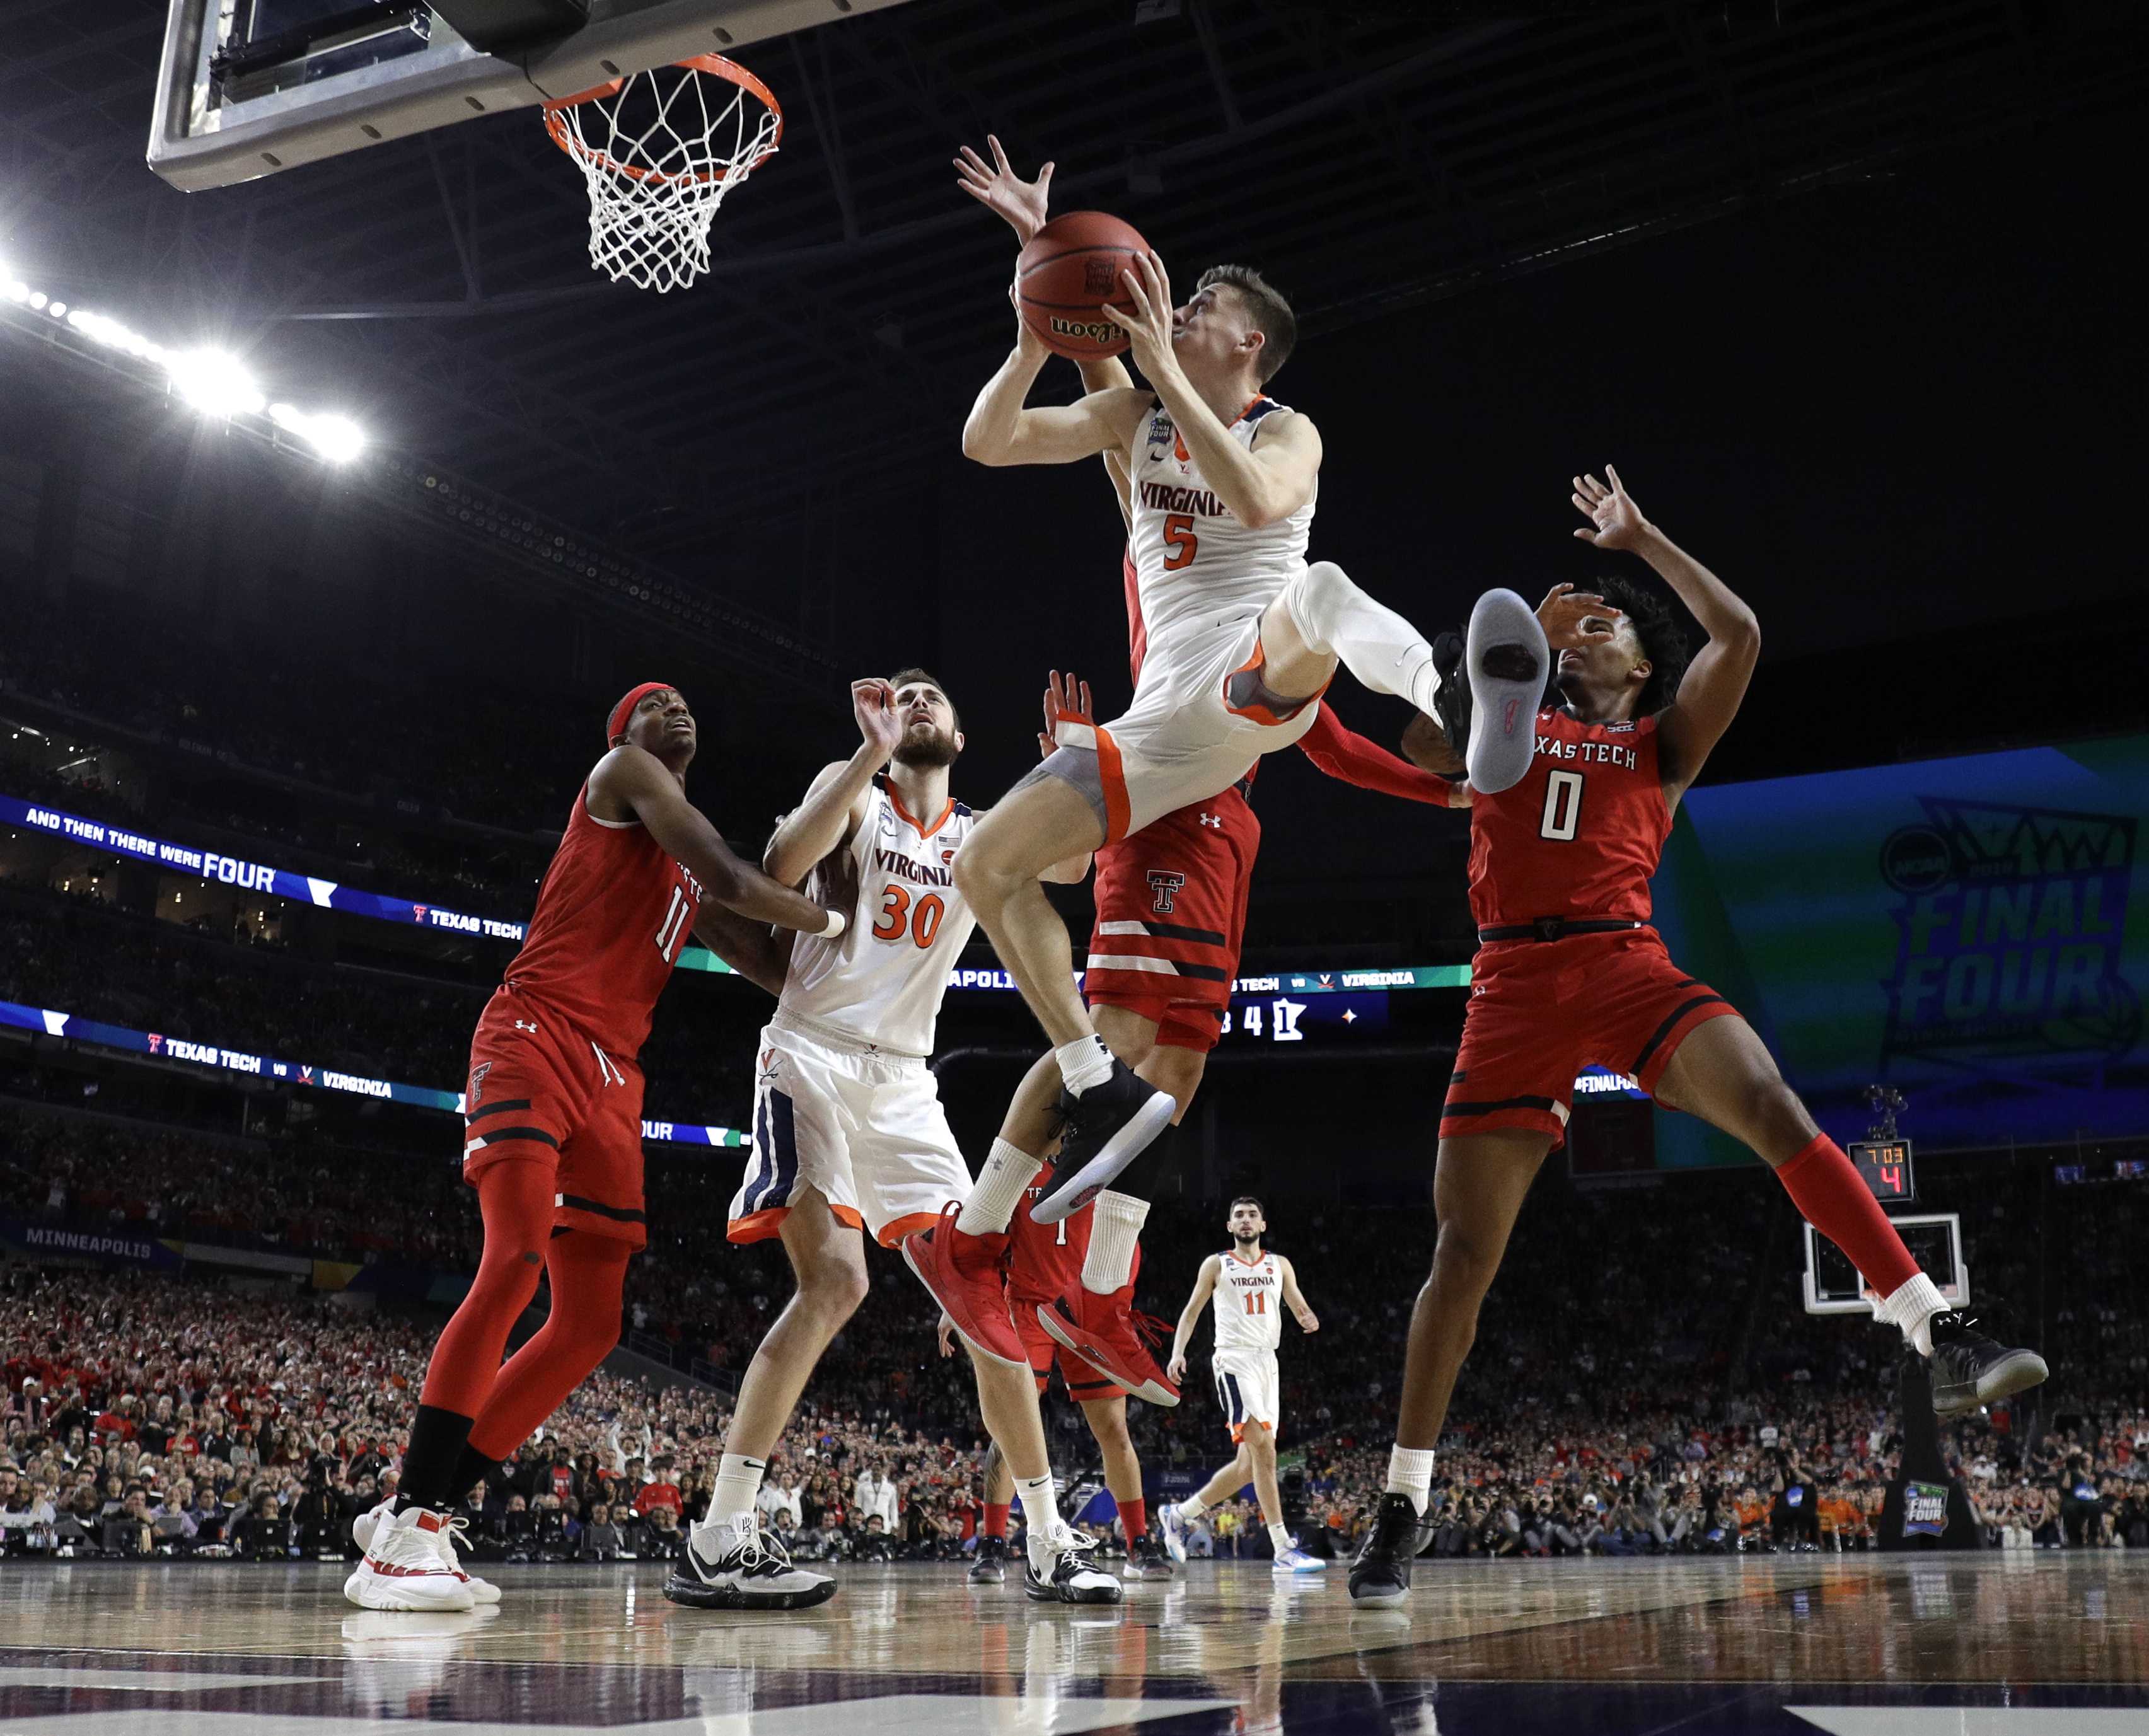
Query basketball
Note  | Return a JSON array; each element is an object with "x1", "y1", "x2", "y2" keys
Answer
[{"x1": 1016, "y1": 210, "x2": 1154, "y2": 360}]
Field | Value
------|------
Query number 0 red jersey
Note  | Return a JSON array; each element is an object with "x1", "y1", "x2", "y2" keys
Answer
[
  {"x1": 501, "y1": 783, "x2": 703, "y2": 1058},
  {"x1": 1466, "y1": 708, "x2": 1672, "y2": 930}
]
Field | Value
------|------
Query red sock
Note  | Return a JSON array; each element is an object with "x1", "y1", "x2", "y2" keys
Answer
[
  {"x1": 419, "y1": 1162, "x2": 554, "y2": 1419},
  {"x1": 983, "y1": 1503, "x2": 1011, "y2": 1539},
  {"x1": 1774, "y1": 1135, "x2": 1919, "y2": 1296},
  {"x1": 1119, "y1": 1498, "x2": 1147, "y2": 1541},
  {"x1": 468, "y1": 1232, "x2": 633, "y2": 1460}
]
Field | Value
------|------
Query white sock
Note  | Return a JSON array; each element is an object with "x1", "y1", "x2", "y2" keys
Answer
[
  {"x1": 1080, "y1": 1191, "x2": 1148, "y2": 1294},
  {"x1": 1386, "y1": 1445, "x2": 1437, "y2": 1516},
  {"x1": 957, "y1": 1138, "x2": 1036, "y2": 1237},
  {"x1": 1876, "y1": 1272, "x2": 1949, "y2": 1357},
  {"x1": 1267, "y1": 1521, "x2": 1292, "y2": 1556},
  {"x1": 1016, "y1": 1474, "x2": 1058, "y2": 1569},
  {"x1": 709, "y1": 1453, "x2": 766, "y2": 1528},
  {"x1": 1284, "y1": 560, "x2": 1443, "y2": 716},
  {"x1": 1054, "y1": 1033, "x2": 1114, "y2": 1095},
  {"x1": 1175, "y1": 1495, "x2": 1206, "y2": 1523}
]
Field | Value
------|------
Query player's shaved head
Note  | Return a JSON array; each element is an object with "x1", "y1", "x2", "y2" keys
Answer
[{"x1": 1195, "y1": 265, "x2": 1297, "y2": 382}]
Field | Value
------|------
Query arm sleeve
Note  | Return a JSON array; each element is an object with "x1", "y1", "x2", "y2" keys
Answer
[{"x1": 1295, "y1": 707, "x2": 1454, "y2": 805}]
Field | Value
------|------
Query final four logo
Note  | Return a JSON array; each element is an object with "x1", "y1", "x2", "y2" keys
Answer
[{"x1": 1880, "y1": 797, "x2": 2138, "y2": 1084}]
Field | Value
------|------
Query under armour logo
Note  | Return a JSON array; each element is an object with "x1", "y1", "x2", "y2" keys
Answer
[
  {"x1": 1199, "y1": 812, "x2": 1222, "y2": 830},
  {"x1": 1147, "y1": 871, "x2": 1187, "y2": 914},
  {"x1": 514, "y1": 1019, "x2": 538, "y2": 1033}
]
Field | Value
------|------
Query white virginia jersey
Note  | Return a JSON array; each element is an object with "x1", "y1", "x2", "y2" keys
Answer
[
  {"x1": 779, "y1": 776, "x2": 977, "y2": 1057},
  {"x1": 1127, "y1": 395, "x2": 1316, "y2": 676},
  {"x1": 1211, "y1": 1249, "x2": 1285, "y2": 1354}
]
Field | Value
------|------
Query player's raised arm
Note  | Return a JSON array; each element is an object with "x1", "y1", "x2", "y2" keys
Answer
[
  {"x1": 1167, "y1": 1253, "x2": 1223, "y2": 1385},
  {"x1": 591, "y1": 748, "x2": 847, "y2": 937},
  {"x1": 1572, "y1": 466, "x2": 1759, "y2": 798},
  {"x1": 763, "y1": 680, "x2": 907, "y2": 888},
  {"x1": 1278, "y1": 1256, "x2": 1320, "y2": 1335},
  {"x1": 961, "y1": 328, "x2": 1150, "y2": 467},
  {"x1": 1296, "y1": 707, "x2": 1464, "y2": 809},
  {"x1": 1103, "y1": 251, "x2": 1320, "y2": 530}
]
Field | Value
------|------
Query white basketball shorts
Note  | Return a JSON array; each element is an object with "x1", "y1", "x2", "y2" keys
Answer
[
  {"x1": 1026, "y1": 581, "x2": 1325, "y2": 845},
  {"x1": 1212, "y1": 1348, "x2": 1282, "y2": 1443},
  {"x1": 726, "y1": 1011, "x2": 970, "y2": 1247}
]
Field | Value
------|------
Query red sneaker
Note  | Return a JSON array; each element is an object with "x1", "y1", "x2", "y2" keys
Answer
[
  {"x1": 1036, "y1": 1287, "x2": 1180, "y2": 1406},
  {"x1": 903, "y1": 1202, "x2": 1026, "y2": 1369}
]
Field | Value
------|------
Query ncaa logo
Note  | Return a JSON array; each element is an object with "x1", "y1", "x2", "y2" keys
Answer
[{"x1": 1082, "y1": 257, "x2": 1119, "y2": 296}]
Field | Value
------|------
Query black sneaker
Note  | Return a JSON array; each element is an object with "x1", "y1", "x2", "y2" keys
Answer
[
  {"x1": 968, "y1": 1534, "x2": 1009, "y2": 1585},
  {"x1": 1031, "y1": 1058, "x2": 1176, "y2": 1224},
  {"x1": 1024, "y1": 1530, "x2": 1123, "y2": 1604},
  {"x1": 664, "y1": 1513, "x2": 837, "y2": 1611},
  {"x1": 1928, "y1": 1312, "x2": 2049, "y2": 1418},
  {"x1": 1429, "y1": 628, "x2": 1469, "y2": 756},
  {"x1": 1125, "y1": 1532, "x2": 1174, "y2": 1580},
  {"x1": 1348, "y1": 1493, "x2": 1432, "y2": 1607}
]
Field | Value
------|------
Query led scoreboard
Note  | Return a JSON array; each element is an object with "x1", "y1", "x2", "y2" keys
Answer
[{"x1": 1848, "y1": 1138, "x2": 1916, "y2": 1204}]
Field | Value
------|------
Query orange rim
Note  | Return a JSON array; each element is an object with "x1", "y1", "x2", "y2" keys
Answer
[{"x1": 543, "y1": 54, "x2": 783, "y2": 188}]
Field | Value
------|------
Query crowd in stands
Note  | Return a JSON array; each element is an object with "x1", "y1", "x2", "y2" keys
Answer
[{"x1": 4, "y1": 1109, "x2": 2146, "y2": 1565}]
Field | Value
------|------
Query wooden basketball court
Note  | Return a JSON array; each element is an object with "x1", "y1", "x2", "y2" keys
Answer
[{"x1": 3, "y1": 1554, "x2": 2145, "y2": 1732}]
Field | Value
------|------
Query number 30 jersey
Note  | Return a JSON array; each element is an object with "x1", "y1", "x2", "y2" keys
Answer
[
  {"x1": 779, "y1": 774, "x2": 978, "y2": 1058},
  {"x1": 1466, "y1": 707, "x2": 1673, "y2": 930},
  {"x1": 502, "y1": 782, "x2": 703, "y2": 1060}
]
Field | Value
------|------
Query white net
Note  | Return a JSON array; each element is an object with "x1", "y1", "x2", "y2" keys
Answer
[{"x1": 544, "y1": 57, "x2": 780, "y2": 294}]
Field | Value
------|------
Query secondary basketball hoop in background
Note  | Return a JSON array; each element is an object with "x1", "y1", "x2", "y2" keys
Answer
[{"x1": 543, "y1": 55, "x2": 780, "y2": 293}]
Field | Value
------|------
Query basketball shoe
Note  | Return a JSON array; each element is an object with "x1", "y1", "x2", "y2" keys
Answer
[
  {"x1": 355, "y1": 1499, "x2": 499, "y2": 1606},
  {"x1": 1031, "y1": 1060, "x2": 1176, "y2": 1224},
  {"x1": 666, "y1": 1512, "x2": 837, "y2": 1611},
  {"x1": 1159, "y1": 1502, "x2": 1191, "y2": 1565},
  {"x1": 1125, "y1": 1532, "x2": 1174, "y2": 1579},
  {"x1": 968, "y1": 1533, "x2": 1010, "y2": 1584},
  {"x1": 1272, "y1": 1542, "x2": 1327, "y2": 1574},
  {"x1": 1347, "y1": 1494, "x2": 1434, "y2": 1607},
  {"x1": 344, "y1": 1508, "x2": 475, "y2": 1612},
  {"x1": 1024, "y1": 1524, "x2": 1123, "y2": 1605},
  {"x1": 1461, "y1": 588, "x2": 1549, "y2": 795},
  {"x1": 902, "y1": 1203, "x2": 1026, "y2": 1367},
  {"x1": 1035, "y1": 1292, "x2": 1179, "y2": 1406},
  {"x1": 1928, "y1": 1313, "x2": 2049, "y2": 1417}
]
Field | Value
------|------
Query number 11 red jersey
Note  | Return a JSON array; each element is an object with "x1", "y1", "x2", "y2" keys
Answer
[
  {"x1": 1466, "y1": 708, "x2": 1672, "y2": 930},
  {"x1": 501, "y1": 784, "x2": 703, "y2": 1058}
]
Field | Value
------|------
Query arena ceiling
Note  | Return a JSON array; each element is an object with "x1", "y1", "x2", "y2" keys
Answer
[{"x1": 4, "y1": 0, "x2": 2141, "y2": 565}]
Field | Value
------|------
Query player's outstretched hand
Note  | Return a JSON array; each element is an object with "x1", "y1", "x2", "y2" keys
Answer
[
  {"x1": 1041, "y1": 669, "x2": 1096, "y2": 756},
  {"x1": 1536, "y1": 582, "x2": 1619, "y2": 653},
  {"x1": 956, "y1": 134, "x2": 1053, "y2": 245},
  {"x1": 1103, "y1": 252, "x2": 1178, "y2": 381},
  {"x1": 1572, "y1": 465, "x2": 1652, "y2": 552},
  {"x1": 852, "y1": 677, "x2": 905, "y2": 762}
]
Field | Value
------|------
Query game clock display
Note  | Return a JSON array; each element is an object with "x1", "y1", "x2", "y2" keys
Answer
[{"x1": 1848, "y1": 1138, "x2": 1917, "y2": 1204}]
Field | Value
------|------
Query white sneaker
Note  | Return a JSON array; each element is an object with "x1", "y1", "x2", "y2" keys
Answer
[
  {"x1": 1025, "y1": 1524, "x2": 1123, "y2": 1604},
  {"x1": 351, "y1": 1496, "x2": 393, "y2": 1554},
  {"x1": 432, "y1": 1514, "x2": 501, "y2": 1605},
  {"x1": 663, "y1": 1512, "x2": 837, "y2": 1611},
  {"x1": 1159, "y1": 1503, "x2": 1190, "y2": 1565},
  {"x1": 344, "y1": 1508, "x2": 476, "y2": 1612},
  {"x1": 1462, "y1": 587, "x2": 1549, "y2": 794},
  {"x1": 1272, "y1": 1544, "x2": 1328, "y2": 1573}
]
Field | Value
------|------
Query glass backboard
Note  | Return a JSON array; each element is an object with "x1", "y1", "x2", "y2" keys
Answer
[
  {"x1": 149, "y1": 0, "x2": 914, "y2": 190},
  {"x1": 1802, "y1": 1212, "x2": 1967, "y2": 1316}
]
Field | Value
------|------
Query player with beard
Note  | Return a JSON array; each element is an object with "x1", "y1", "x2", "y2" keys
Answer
[
  {"x1": 666, "y1": 673, "x2": 1120, "y2": 1610},
  {"x1": 1347, "y1": 469, "x2": 2050, "y2": 1604},
  {"x1": 347, "y1": 683, "x2": 844, "y2": 1613}
]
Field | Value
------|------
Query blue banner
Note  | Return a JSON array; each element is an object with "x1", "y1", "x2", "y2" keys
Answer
[
  {"x1": 0, "y1": 1215, "x2": 184, "y2": 1270},
  {"x1": 0, "y1": 998, "x2": 746, "y2": 1149}
]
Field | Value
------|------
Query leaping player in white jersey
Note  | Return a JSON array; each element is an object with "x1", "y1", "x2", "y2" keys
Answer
[
  {"x1": 911, "y1": 236, "x2": 1593, "y2": 1348},
  {"x1": 664, "y1": 670, "x2": 1119, "y2": 1611},
  {"x1": 1159, "y1": 1196, "x2": 1324, "y2": 1573}
]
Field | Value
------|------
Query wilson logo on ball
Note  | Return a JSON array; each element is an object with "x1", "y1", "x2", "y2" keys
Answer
[{"x1": 1049, "y1": 315, "x2": 1120, "y2": 344}]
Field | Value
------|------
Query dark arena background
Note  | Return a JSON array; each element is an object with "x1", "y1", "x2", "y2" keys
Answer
[{"x1": 3, "y1": 3, "x2": 2147, "y2": 1732}]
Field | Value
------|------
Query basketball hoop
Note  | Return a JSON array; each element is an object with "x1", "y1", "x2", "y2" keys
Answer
[{"x1": 543, "y1": 55, "x2": 782, "y2": 293}]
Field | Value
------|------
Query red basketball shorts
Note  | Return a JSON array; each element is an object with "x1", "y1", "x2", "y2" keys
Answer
[
  {"x1": 1440, "y1": 928, "x2": 1736, "y2": 1149},
  {"x1": 461, "y1": 987, "x2": 648, "y2": 1248},
  {"x1": 1084, "y1": 784, "x2": 1259, "y2": 1054}
]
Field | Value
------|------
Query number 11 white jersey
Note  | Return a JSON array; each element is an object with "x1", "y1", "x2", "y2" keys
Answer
[
  {"x1": 1211, "y1": 1249, "x2": 1284, "y2": 1354},
  {"x1": 778, "y1": 775, "x2": 977, "y2": 1058}
]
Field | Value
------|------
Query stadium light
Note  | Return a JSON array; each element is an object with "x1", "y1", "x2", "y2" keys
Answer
[
  {"x1": 269, "y1": 402, "x2": 366, "y2": 463},
  {"x1": 166, "y1": 348, "x2": 267, "y2": 419}
]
